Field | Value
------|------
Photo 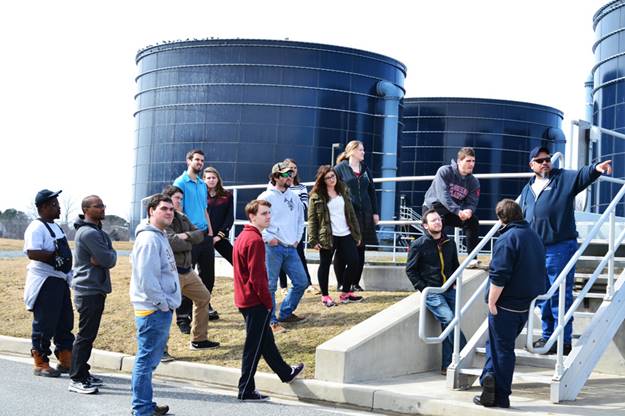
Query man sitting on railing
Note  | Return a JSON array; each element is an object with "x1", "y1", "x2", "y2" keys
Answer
[
  {"x1": 422, "y1": 147, "x2": 481, "y2": 268},
  {"x1": 474, "y1": 199, "x2": 546, "y2": 409},
  {"x1": 405, "y1": 208, "x2": 466, "y2": 375},
  {"x1": 520, "y1": 146, "x2": 612, "y2": 355}
]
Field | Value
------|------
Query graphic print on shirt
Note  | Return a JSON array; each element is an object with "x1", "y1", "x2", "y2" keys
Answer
[{"x1": 448, "y1": 184, "x2": 469, "y2": 200}]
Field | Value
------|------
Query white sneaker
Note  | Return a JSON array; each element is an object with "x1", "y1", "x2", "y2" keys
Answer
[
  {"x1": 467, "y1": 259, "x2": 481, "y2": 269},
  {"x1": 68, "y1": 380, "x2": 98, "y2": 394}
]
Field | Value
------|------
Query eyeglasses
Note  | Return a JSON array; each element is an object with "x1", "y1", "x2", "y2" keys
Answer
[
  {"x1": 532, "y1": 157, "x2": 551, "y2": 164},
  {"x1": 90, "y1": 204, "x2": 106, "y2": 209},
  {"x1": 324, "y1": 174, "x2": 336, "y2": 181},
  {"x1": 279, "y1": 171, "x2": 293, "y2": 178}
]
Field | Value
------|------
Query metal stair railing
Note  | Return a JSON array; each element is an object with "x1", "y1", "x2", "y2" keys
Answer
[
  {"x1": 418, "y1": 152, "x2": 564, "y2": 370},
  {"x1": 526, "y1": 176, "x2": 625, "y2": 378}
]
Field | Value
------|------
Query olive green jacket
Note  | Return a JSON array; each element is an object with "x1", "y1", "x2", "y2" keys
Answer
[{"x1": 308, "y1": 188, "x2": 361, "y2": 249}]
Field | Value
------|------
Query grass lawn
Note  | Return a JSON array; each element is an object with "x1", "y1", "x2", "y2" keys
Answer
[
  {"x1": 0, "y1": 238, "x2": 133, "y2": 251},
  {"x1": 0, "y1": 255, "x2": 410, "y2": 378}
]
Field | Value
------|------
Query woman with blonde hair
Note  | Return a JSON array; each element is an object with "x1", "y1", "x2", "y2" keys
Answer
[
  {"x1": 334, "y1": 140, "x2": 379, "y2": 291},
  {"x1": 308, "y1": 165, "x2": 363, "y2": 306}
]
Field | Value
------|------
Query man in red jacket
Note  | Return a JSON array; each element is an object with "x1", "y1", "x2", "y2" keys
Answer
[{"x1": 233, "y1": 199, "x2": 304, "y2": 401}]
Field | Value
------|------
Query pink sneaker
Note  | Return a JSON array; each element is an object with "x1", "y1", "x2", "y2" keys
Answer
[{"x1": 321, "y1": 295, "x2": 336, "y2": 307}]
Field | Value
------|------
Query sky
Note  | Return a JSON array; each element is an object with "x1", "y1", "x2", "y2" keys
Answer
[{"x1": 0, "y1": 0, "x2": 608, "y2": 220}]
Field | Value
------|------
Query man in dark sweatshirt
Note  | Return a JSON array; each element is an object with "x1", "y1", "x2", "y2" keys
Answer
[
  {"x1": 233, "y1": 199, "x2": 304, "y2": 402},
  {"x1": 69, "y1": 195, "x2": 117, "y2": 394},
  {"x1": 422, "y1": 147, "x2": 481, "y2": 266},
  {"x1": 406, "y1": 208, "x2": 466, "y2": 375},
  {"x1": 520, "y1": 146, "x2": 612, "y2": 354},
  {"x1": 474, "y1": 199, "x2": 546, "y2": 408}
]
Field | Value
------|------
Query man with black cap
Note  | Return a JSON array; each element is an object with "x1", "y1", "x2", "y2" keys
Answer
[
  {"x1": 23, "y1": 189, "x2": 75, "y2": 377},
  {"x1": 520, "y1": 147, "x2": 612, "y2": 355},
  {"x1": 257, "y1": 162, "x2": 308, "y2": 334}
]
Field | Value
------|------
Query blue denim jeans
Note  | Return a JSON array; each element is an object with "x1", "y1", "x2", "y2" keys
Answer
[
  {"x1": 542, "y1": 239, "x2": 577, "y2": 344},
  {"x1": 424, "y1": 288, "x2": 467, "y2": 369},
  {"x1": 131, "y1": 310, "x2": 172, "y2": 416},
  {"x1": 266, "y1": 244, "x2": 308, "y2": 324}
]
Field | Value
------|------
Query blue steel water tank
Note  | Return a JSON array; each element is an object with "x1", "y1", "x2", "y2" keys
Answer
[
  {"x1": 592, "y1": 0, "x2": 625, "y2": 214},
  {"x1": 399, "y1": 97, "x2": 564, "y2": 220},
  {"x1": 132, "y1": 39, "x2": 406, "y2": 229}
]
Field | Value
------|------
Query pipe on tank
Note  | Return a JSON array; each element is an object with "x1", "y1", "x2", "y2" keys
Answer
[
  {"x1": 376, "y1": 80, "x2": 404, "y2": 225},
  {"x1": 585, "y1": 73, "x2": 594, "y2": 123}
]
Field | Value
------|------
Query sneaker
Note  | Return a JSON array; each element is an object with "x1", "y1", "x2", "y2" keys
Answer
[
  {"x1": 270, "y1": 323, "x2": 287, "y2": 334},
  {"x1": 238, "y1": 390, "x2": 270, "y2": 401},
  {"x1": 279, "y1": 313, "x2": 307, "y2": 323},
  {"x1": 351, "y1": 284, "x2": 364, "y2": 292},
  {"x1": 440, "y1": 367, "x2": 447, "y2": 376},
  {"x1": 340, "y1": 293, "x2": 364, "y2": 303},
  {"x1": 321, "y1": 295, "x2": 336, "y2": 307},
  {"x1": 161, "y1": 351, "x2": 176, "y2": 363},
  {"x1": 177, "y1": 320, "x2": 191, "y2": 335},
  {"x1": 208, "y1": 306, "x2": 220, "y2": 321},
  {"x1": 284, "y1": 363, "x2": 304, "y2": 383},
  {"x1": 87, "y1": 374, "x2": 104, "y2": 387},
  {"x1": 467, "y1": 259, "x2": 481, "y2": 269},
  {"x1": 153, "y1": 404, "x2": 170, "y2": 415},
  {"x1": 68, "y1": 380, "x2": 98, "y2": 394},
  {"x1": 190, "y1": 340, "x2": 220, "y2": 350}
]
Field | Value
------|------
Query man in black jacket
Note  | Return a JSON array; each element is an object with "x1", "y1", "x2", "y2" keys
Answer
[
  {"x1": 406, "y1": 208, "x2": 466, "y2": 374},
  {"x1": 473, "y1": 199, "x2": 546, "y2": 409}
]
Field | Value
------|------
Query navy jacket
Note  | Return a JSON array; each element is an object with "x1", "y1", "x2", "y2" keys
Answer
[
  {"x1": 519, "y1": 165, "x2": 601, "y2": 246},
  {"x1": 405, "y1": 233, "x2": 459, "y2": 292},
  {"x1": 488, "y1": 221, "x2": 546, "y2": 311}
]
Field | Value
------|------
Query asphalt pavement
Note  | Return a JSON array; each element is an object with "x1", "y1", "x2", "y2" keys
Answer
[{"x1": 0, "y1": 354, "x2": 382, "y2": 416}]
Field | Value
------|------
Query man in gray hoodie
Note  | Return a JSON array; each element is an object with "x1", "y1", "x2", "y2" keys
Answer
[
  {"x1": 130, "y1": 194, "x2": 181, "y2": 416},
  {"x1": 69, "y1": 195, "x2": 117, "y2": 395},
  {"x1": 422, "y1": 147, "x2": 481, "y2": 264}
]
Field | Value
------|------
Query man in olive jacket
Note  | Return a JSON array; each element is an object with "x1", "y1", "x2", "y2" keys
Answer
[{"x1": 406, "y1": 208, "x2": 466, "y2": 374}]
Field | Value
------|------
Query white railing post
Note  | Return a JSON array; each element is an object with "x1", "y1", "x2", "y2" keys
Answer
[
  {"x1": 555, "y1": 275, "x2": 566, "y2": 378},
  {"x1": 454, "y1": 227, "x2": 461, "y2": 253},
  {"x1": 230, "y1": 188, "x2": 238, "y2": 244},
  {"x1": 392, "y1": 232, "x2": 397, "y2": 263},
  {"x1": 607, "y1": 210, "x2": 616, "y2": 300},
  {"x1": 452, "y1": 270, "x2": 462, "y2": 366}
]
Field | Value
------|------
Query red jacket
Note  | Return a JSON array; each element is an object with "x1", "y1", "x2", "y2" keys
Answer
[{"x1": 233, "y1": 224, "x2": 273, "y2": 309}]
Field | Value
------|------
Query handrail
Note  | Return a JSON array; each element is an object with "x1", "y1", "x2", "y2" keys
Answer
[
  {"x1": 526, "y1": 182, "x2": 625, "y2": 377},
  {"x1": 417, "y1": 151, "x2": 564, "y2": 368}
]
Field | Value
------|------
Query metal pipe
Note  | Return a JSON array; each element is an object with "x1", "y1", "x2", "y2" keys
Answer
[{"x1": 608, "y1": 210, "x2": 616, "y2": 300}]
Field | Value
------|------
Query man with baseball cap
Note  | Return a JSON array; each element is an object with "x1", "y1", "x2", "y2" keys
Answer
[
  {"x1": 23, "y1": 189, "x2": 75, "y2": 377},
  {"x1": 520, "y1": 146, "x2": 612, "y2": 355},
  {"x1": 257, "y1": 162, "x2": 308, "y2": 334}
]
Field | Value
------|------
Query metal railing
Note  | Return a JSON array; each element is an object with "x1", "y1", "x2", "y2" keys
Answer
[
  {"x1": 525, "y1": 175, "x2": 625, "y2": 377},
  {"x1": 417, "y1": 152, "x2": 564, "y2": 369}
]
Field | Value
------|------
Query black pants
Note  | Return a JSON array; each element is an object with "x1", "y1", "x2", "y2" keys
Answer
[
  {"x1": 214, "y1": 238, "x2": 233, "y2": 265},
  {"x1": 425, "y1": 203, "x2": 480, "y2": 254},
  {"x1": 238, "y1": 305, "x2": 292, "y2": 395},
  {"x1": 334, "y1": 243, "x2": 365, "y2": 290},
  {"x1": 177, "y1": 234, "x2": 215, "y2": 325},
  {"x1": 31, "y1": 277, "x2": 74, "y2": 359},
  {"x1": 70, "y1": 294, "x2": 106, "y2": 381},
  {"x1": 318, "y1": 235, "x2": 359, "y2": 296},
  {"x1": 279, "y1": 236, "x2": 311, "y2": 289}
]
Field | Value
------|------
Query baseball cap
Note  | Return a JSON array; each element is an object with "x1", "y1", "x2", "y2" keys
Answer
[
  {"x1": 528, "y1": 146, "x2": 550, "y2": 162},
  {"x1": 35, "y1": 189, "x2": 62, "y2": 207},
  {"x1": 271, "y1": 162, "x2": 292, "y2": 174}
]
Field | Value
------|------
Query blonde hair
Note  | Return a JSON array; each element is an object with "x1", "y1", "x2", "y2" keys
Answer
[{"x1": 336, "y1": 140, "x2": 364, "y2": 164}]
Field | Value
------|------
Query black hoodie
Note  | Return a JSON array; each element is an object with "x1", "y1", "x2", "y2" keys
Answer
[{"x1": 72, "y1": 216, "x2": 117, "y2": 295}]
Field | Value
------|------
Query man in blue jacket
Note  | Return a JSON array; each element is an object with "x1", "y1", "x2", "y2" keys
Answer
[
  {"x1": 474, "y1": 199, "x2": 546, "y2": 408},
  {"x1": 519, "y1": 146, "x2": 612, "y2": 355}
]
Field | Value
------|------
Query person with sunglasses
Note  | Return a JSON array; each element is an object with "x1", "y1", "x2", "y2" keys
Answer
[
  {"x1": 520, "y1": 146, "x2": 612, "y2": 355},
  {"x1": 257, "y1": 162, "x2": 308, "y2": 334}
]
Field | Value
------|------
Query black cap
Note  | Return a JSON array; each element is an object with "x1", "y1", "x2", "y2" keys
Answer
[
  {"x1": 529, "y1": 146, "x2": 550, "y2": 162},
  {"x1": 35, "y1": 189, "x2": 62, "y2": 207}
]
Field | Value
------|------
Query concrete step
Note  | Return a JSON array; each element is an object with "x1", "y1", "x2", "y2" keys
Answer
[
  {"x1": 475, "y1": 347, "x2": 557, "y2": 368},
  {"x1": 573, "y1": 291, "x2": 606, "y2": 299},
  {"x1": 458, "y1": 365, "x2": 553, "y2": 384}
]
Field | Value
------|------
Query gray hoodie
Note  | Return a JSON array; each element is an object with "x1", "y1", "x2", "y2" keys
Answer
[
  {"x1": 130, "y1": 222, "x2": 181, "y2": 312},
  {"x1": 423, "y1": 159, "x2": 480, "y2": 215},
  {"x1": 72, "y1": 216, "x2": 117, "y2": 295}
]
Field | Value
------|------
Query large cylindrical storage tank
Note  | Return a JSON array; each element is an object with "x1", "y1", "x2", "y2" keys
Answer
[
  {"x1": 592, "y1": 0, "x2": 625, "y2": 214},
  {"x1": 399, "y1": 97, "x2": 564, "y2": 221},
  {"x1": 132, "y1": 39, "x2": 406, "y2": 230}
]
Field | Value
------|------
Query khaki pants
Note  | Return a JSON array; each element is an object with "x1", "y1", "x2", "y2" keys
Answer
[{"x1": 179, "y1": 270, "x2": 211, "y2": 342}]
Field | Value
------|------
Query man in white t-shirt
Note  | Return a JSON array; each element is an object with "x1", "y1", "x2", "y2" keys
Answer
[{"x1": 23, "y1": 189, "x2": 75, "y2": 377}]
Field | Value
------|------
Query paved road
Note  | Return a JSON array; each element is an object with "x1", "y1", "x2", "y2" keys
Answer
[{"x1": 0, "y1": 354, "x2": 382, "y2": 416}]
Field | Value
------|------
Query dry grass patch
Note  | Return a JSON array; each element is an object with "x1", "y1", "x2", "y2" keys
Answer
[
  {"x1": 0, "y1": 256, "x2": 410, "y2": 378},
  {"x1": 0, "y1": 238, "x2": 133, "y2": 252}
]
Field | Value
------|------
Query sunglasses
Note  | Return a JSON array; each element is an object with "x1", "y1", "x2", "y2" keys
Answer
[
  {"x1": 279, "y1": 171, "x2": 293, "y2": 178},
  {"x1": 532, "y1": 157, "x2": 551, "y2": 164}
]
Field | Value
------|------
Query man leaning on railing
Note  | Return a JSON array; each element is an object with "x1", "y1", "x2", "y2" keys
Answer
[{"x1": 519, "y1": 146, "x2": 612, "y2": 355}]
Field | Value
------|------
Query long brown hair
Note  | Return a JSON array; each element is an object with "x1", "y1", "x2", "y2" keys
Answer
[
  {"x1": 311, "y1": 165, "x2": 346, "y2": 200},
  {"x1": 203, "y1": 166, "x2": 229, "y2": 198},
  {"x1": 336, "y1": 140, "x2": 363, "y2": 164},
  {"x1": 283, "y1": 158, "x2": 300, "y2": 185}
]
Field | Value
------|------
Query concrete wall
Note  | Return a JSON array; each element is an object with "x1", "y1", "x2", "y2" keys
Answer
[{"x1": 315, "y1": 270, "x2": 488, "y2": 383}]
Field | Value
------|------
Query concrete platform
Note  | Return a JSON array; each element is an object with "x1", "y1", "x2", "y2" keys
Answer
[{"x1": 3, "y1": 335, "x2": 625, "y2": 415}]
